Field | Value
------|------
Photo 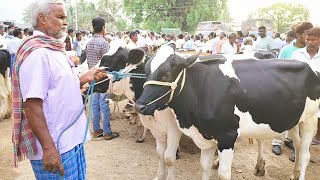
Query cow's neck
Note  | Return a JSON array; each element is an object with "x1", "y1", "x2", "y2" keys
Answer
[{"x1": 168, "y1": 63, "x2": 210, "y2": 116}]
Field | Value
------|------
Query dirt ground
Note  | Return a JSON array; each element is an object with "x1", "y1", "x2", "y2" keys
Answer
[{"x1": 1, "y1": 100, "x2": 320, "y2": 180}]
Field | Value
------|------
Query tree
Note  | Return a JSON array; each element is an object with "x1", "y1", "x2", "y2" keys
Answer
[
  {"x1": 96, "y1": 0, "x2": 128, "y2": 32},
  {"x1": 76, "y1": 0, "x2": 98, "y2": 30},
  {"x1": 254, "y1": 2, "x2": 309, "y2": 33},
  {"x1": 123, "y1": 0, "x2": 230, "y2": 32}
]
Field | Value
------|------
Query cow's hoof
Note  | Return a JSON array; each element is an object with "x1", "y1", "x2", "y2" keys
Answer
[
  {"x1": 153, "y1": 175, "x2": 165, "y2": 180},
  {"x1": 135, "y1": 138, "x2": 144, "y2": 143},
  {"x1": 254, "y1": 168, "x2": 265, "y2": 176},
  {"x1": 4, "y1": 113, "x2": 11, "y2": 119},
  {"x1": 129, "y1": 121, "x2": 136, "y2": 125},
  {"x1": 254, "y1": 160, "x2": 265, "y2": 176},
  {"x1": 290, "y1": 172, "x2": 300, "y2": 180}
]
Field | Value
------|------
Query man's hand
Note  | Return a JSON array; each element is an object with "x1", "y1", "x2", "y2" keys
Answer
[
  {"x1": 80, "y1": 67, "x2": 107, "y2": 87},
  {"x1": 23, "y1": 98, "x2": 65, "y2": 175},
  {"x1": 42, "y1": 146, "x2": 65, "y2": 176}
]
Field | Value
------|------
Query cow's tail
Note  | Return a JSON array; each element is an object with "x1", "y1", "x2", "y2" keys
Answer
[{"x1": 306, "y1": 67, "x2": 320, "y2": 101}]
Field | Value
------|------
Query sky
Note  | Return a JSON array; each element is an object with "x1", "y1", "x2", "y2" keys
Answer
[{"x1": 1, "y1": 0, "x2": 319, "y2": 26}]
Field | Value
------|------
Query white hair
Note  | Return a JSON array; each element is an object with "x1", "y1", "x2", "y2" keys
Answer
[{"x1": 29, "y1": 0, "x2": 66, "y2": 28}]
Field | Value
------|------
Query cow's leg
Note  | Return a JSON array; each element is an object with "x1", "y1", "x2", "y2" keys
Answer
[
  {"x1": 0, "y1": 75, "x2": 9, "y2": 120},
  {"x1": 4, "y1": 68, "x2": 11, "y2": 119},
  {"x1": 297, "y1": 116, "x2": 317, "y2": 180},
  {"x1": 136, "y1": 127, "x2": 148, "y2": 143},
  {"x1": 254, "y1": 139, "x2": 266, "y2": 176},
  {"x1": 155, "y1": 139, "x2": 167, "y2": 180},
  {"x1": 200, "y1": 147, "x2": 215, "y2": 180},
  {"x1": 287, "y1": 125, "x2": 301, "y2": 180},
  {"x1": 165, "y1": 129, "x2": 181, "y2": 180},
  {"x1": 217, "y1": 132, "x2": 237, "y2": 180},
  {"x1": 217, "y1": 148, "x2": 233, "y2": 180}
]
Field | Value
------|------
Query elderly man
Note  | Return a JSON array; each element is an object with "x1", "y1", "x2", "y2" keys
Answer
[{"x1": 12, "y1": 0, "x2": 107, "y2": 179}]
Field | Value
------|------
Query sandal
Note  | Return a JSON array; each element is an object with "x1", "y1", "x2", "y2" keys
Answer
[
  {"x1": 103, "y1": 132, "x2": 120, "y2": 140},
  {"x1": 92, "y1": 129, "x2": 103, "y2": 138}
]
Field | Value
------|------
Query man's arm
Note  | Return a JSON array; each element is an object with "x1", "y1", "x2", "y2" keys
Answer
[{"x1": 23, "y1": 98, "x2": 65, "y2": 175}]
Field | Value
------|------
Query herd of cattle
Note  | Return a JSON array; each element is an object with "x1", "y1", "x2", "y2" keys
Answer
[{"x1": 0, "y1": 44, "x2": 319, "y2": 180}]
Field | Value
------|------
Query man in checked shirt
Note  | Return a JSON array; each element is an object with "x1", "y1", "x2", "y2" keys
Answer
[{"x1": 86, "y1": 17, "x2": 119, "y2": 140}]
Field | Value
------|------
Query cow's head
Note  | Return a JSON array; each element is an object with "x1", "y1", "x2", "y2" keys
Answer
[
  {"x1": 135, "y1": 44, "x2": 200, "y2": 115},
  {"x1": 92, "y1": 47, "x2": 147, "y2": 94},
  {"x1": 92, "y1": 47, "x2": 128, "y2": 93}
]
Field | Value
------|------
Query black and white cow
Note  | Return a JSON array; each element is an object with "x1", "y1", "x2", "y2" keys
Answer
[
  {"x1": 96, "y1": 47, "x2": 182, "y2": 179},
  {"x1": 135, "y1": 44, "x2": 320, "y2": 180},
  {"x1": 0, "y1": 49, "x2": 12, "y2": 120}
]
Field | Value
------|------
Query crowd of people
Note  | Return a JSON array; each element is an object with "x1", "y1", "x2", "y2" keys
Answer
[{"x1": 1, "y1": 0, "x2": 320, "y2": 179}]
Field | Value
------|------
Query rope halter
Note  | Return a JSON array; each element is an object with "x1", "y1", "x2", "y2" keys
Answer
[{"x1": 143, "y1": 69, "x2": 186, "y2": 106}]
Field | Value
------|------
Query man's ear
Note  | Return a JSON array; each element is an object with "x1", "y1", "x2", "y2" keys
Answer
[
  {"x1": 126, "y1": 48, "x2": 145, "y2": 64},
  {"x1": 38, "y1": 13, "x2": 46, "y2": 25},
  {"x1": 183, "y1": 51, "x2": 201, "y2": 67}
]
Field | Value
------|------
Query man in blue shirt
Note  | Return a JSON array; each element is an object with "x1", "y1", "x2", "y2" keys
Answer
[{"x1": 73, "y1": 32, "x2": 83, "y2": 58}]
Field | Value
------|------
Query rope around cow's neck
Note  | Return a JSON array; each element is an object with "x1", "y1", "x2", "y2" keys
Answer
[{"x1": 143, "y1": 69, "x2": 186, "y2": 106}]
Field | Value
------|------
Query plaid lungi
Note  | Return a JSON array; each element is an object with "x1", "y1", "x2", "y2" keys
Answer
[{"x1": 30, "y1": 144, "x2": 86, "y2": 180}]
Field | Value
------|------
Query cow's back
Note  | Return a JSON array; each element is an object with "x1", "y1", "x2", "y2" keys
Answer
[{"x1": 232, "y1": 59, "x2": 320, "y2": 132}]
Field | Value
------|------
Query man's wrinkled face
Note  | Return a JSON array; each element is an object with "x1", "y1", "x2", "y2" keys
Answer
[
  {"x1": 305, "y1": 35, "x2": 320, "y2": 52},
  {"x1": 42, "y1": 4, "x2": 68, "y2": 39}
]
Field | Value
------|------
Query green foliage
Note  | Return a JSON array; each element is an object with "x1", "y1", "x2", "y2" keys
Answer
[
  {"x1": 124, "y1": 0, "x2": 230, "y2": 32},
  {"x1": 254, "y1": 2, "x2": 309, "y2": 33}
]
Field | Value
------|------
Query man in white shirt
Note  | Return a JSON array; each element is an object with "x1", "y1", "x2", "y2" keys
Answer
[
  {"x1": 273, "y1": 32, "x2": 285, "y2": 50},
  {"x1": 7, "y1": 28, "x2": 23, "y2": 70},
  {"x1": 0, "y1": 25, "x2": 7, "y2": 49},
  {"x1": 254, "y1": 26, "x2": 274, "y2": 50},
  {"x1": 136, "y1": 30, "x2": 147, "y2": 48},
  {"x1": 221, "y1": 33, "x2": 237, "y2": 55},
  {"x1": 292, "y1": 27, "x2": 320, "y2": 146},
  {"x1": 126, "y1": 31, "x2": 138, "y2": 49}
]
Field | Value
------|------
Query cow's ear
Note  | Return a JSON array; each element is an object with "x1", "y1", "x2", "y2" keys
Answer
[
  {"x1": 127, "y1": 48, "x2": 145, "y2": 64},
  {"x1": 183, "y1": 51, "x2": 201, "y2": 67},
  {"x1": 167, "y1": 42, "x2": 176, "y2": 52}
]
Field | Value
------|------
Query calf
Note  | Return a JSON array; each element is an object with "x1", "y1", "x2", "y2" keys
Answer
[
  {"x1": 97, "y1": 47, "x2": 182, "y2": 179},
  {"x1": 0, "y1": 49, "x2": 11, "y2": 120},
  {"x1": 136, "y1": 44, "x2": 320, "y2": 180}
]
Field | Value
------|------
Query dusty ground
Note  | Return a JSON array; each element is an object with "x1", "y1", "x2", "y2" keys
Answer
[{"x1": 1, "y1": 100, "x2": 320, "y2": 180}]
